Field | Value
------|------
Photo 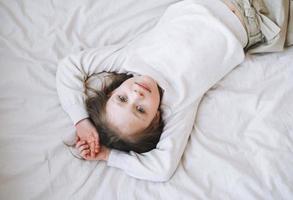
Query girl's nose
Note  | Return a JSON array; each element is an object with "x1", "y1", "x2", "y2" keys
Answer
[{"x1": 134, "y1": 89, "x2": 144, "y2": 97}]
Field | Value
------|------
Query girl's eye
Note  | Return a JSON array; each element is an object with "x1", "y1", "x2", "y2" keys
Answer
[
  {"x1": 136, "y1": 105, "x2": 145, "y2": 114},
  {"x1": 118, "y1": 95, "x2": 127, "y2": 102}
]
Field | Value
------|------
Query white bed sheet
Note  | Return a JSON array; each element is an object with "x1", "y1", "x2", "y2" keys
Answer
[{"x1": 0, "y1": 0, "x2": 292, "y2": 199}]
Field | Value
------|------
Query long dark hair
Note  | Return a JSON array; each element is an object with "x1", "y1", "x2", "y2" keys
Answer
[{"x1": 85, "y1": 72, "x2": 164, "y2": 153}]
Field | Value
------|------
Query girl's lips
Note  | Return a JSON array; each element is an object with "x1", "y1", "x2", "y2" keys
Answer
[{"x1": 136, "y1": 82, "x2": 151, "y2": 93}]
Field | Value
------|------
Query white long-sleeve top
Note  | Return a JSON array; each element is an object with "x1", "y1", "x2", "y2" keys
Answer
[{"x1": 56, "y1": 0, "x2": 246, "y2": 182}]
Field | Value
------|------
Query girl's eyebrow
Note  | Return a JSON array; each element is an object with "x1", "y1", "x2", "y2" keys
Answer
[{"x1": 131, "y1": 105, "x2": 144, "y2": 120}]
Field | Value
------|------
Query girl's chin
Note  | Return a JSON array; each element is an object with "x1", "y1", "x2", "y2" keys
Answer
[{"x1": 141, "y1": 75, "x2": 157, "y2": 85}]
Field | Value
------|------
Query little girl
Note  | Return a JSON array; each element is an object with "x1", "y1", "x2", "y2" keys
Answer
[{"x1": 57, "y1": 0, "x2": 290, "y2": 181}]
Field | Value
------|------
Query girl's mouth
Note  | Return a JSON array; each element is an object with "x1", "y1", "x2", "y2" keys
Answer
[{"x1": 135, "y1": 82, "x2": 151, "y2": 93}]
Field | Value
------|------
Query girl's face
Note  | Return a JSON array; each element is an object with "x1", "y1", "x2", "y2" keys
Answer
[{"x1": 106, "y1": 75, "x2": 161, "y2": 137}]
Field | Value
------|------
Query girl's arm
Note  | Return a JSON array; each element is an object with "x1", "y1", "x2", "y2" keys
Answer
[{"x1": 56, "y1": 45, "x2": 126, "y2": 125}]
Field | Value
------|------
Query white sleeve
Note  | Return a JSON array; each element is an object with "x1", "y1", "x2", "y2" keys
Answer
[
  {"x1": 107, "y1": 102, "x2": 199, "y2": 182},
  {"x1": 56, "y1": 45, "x2": 126, "y2": 125}
]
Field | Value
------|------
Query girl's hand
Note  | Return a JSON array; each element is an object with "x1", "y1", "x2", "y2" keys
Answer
[
  {"x1": 76, "y1": 140, "x2": 110, "y2": 161},
  {"x1": 75, "y1": 118, "x2": 100, "y2": 157}
]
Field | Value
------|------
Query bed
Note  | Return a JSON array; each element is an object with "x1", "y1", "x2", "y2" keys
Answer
[{"x1": 0, "y1": 0, "x2": 292, "y2": 199}]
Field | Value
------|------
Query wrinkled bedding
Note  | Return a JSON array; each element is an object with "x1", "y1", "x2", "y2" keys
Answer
[{"x1": 0, "y1": 0, "x2": 292, "y2": 199}]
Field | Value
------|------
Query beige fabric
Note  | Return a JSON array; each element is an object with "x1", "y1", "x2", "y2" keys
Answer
[
  {"x1": 248, "y1": 0, "x2": 290, "y2": 53},
  {"x1": 285, "y1": 0, "x2": 293, "y2": 46},
  {"x1": 229, "y1": 0, "x2": 280, "y2": 50},
  {"x1": 221, "y1": 0, "x2": 246, "y2": 28}
]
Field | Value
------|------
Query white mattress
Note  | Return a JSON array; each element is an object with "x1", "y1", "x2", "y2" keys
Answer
[{"x1": 0, "y1": 0, "x2": 292, "y2": 199}]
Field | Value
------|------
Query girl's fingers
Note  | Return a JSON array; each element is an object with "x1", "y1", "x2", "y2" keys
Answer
[
  {"x1": 91, "y1": 133, "x2": 100, "y2": 153},
  {"x1": 81, "y1": 149, "x2": 90, "y2": 158},
  {"x1": 95, "y1": 144, "x2": 100, "y2": 153},
  {"x1": 89, "y1": 141, "x2": 95, "y2": 157},
  {"x1": 78, "y1": 144, "x2": 89, "y2": 152},
  {"x1": 94, "y1": 133, "x2": 99, "y2": 143},
  {"x1": 75, "y1": 141, "x2": 85, "y2": 148},
  {"x1": 89, "y1": 132, "x2": 100, "y2": 153},
  {"x1": 94, "y1": 133, "x2": 100, "y2": 145},
  {"x1": 88, "y1": 135, "x2": 95, "y2": 143}
]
